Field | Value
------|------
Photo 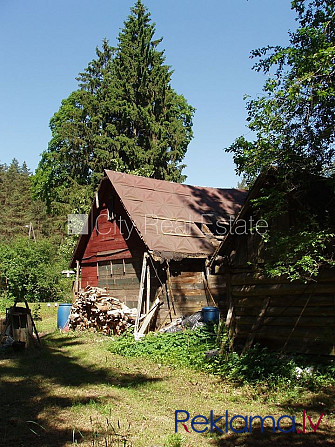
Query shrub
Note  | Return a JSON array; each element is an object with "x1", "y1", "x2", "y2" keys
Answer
[
  {"x1": 212, "y1": 345, "x2": 297, "y2": 385},
  {"x1": 0, "y1": 237, "x2": 72, "y2": 302}
]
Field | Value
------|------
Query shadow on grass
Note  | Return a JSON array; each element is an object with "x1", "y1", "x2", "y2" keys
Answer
[
  {"x1": 206, "y1": 430, "x2": 335, "y2": 447},
  {"x1": 277, "y1": 385, "x2": 335, "y2": 414},
  {"x1": 0, "y1": 334, "x2": 161, "y2": 446}
]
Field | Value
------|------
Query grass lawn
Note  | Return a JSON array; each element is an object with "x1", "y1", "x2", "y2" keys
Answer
[{"x1": 0, "y1": 303, "x2": 334, "y2": 446}]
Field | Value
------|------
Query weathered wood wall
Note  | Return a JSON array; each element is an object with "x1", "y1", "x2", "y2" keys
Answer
[
  {"x1": 157, "y1": 259, "x2": 226, "y2": 325},
  {"x1": 218, "y1": 266, "x2": 335, "y2": 356},
  {"x1": 210, "y1": 212, "x2": 335, "y2": 355},
  {"x1": 97, "y1": 258, "x2": 161, "y2": 310}
]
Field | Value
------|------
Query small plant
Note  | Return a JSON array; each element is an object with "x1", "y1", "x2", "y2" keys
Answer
[
  {"x1": 32, "y1": 303, "x2": 42, "y2": 321},
  {"x1": 163, "y1": 433, "x2": 184, "y2": 447},
  {"x1": 72, "y1": 415, "x2": 132, "y2": 446}
]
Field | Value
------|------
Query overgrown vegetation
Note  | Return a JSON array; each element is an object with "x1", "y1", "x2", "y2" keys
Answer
[
  {"x1": 227, "y1": 0, "x2": 335, "y2": 280},
  {"x1": 0, "y1": 160, "x2": 75, "y2": 303},
  {"x1": 109, "y1": 325, "x2": 218, "y2": 370},
  {"x1": 109, "y1": 325, "x2": 335, "y2": 390},
  {"x1": 0, "y1": 237, "x2": 72, "y2": 302}
]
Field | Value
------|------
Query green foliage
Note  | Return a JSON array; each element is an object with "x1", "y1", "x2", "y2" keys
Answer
[
  {"x1": 209, "y1": 344, "x2": 335, "y2": 390},
  {"x1": 236, "y1": 176, "x2": 249, "y2": 190},
  {"x1": 109, "y1": 327, "x2": 335, "y2": 390},
  {"x1": 58, "y1": 236, "x2": 80, "y2": 262},
  {"x1": 109, "y1": 325, "x2": 218, "y2": 370},
  {"x1": 163, "y1": 434, "x2": 185, "y2": 447},
  {"x1": 264, "y1": 227, "x2": 335, "y2": 280},
  {"x1": 228, "y1": 0, "x2": 335, "y2": 181},
  {"x1": 226, "y1": 0, "x2": 335, "y2": 280},
  {"x1": 217, "y1": 346, "x2": 297, "y2": 385},
  {"x1": 0, "y1": 158, "x2": 78, "y2": 304},
  {"x1": 0, "y1": 295, "x2": 13, "y2": 313},
  {"x1": 0, "y1": 237, "x2": 72, "y2": 302},
  {"x1": 250, "y1": 175, "x2": 335, "y2": 281},
  {"x1": 0, "y1": 159, "x2": 53, "y2": 241},
  {"x1": 34, "y1": 0, "x2": 194, "y2": 215}
]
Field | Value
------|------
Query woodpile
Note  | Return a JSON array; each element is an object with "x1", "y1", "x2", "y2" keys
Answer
[{"x1": 68, "y1": 286, "x2": 137, "y2": 335}]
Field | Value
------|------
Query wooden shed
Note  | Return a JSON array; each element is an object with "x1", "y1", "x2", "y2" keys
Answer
[
  {"x1": 70, "y1": 170, "x2": 247, "y2": 327},
  {"x1": 208, "y1": 173, "x2": 335, "y2": 356}
]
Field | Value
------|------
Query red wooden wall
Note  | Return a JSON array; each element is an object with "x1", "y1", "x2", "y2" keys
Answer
[{"x1": 80, "y1": 185, "x2": 145, "y2": 289}]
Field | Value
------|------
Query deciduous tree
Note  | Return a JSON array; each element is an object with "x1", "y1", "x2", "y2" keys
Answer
[{"x1": 227, "y1": 0, "x2": 335, "y2": 279}]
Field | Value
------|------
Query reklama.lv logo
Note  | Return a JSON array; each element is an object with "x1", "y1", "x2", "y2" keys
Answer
[{"x1": 175, "y1": 410, "x2": 323, "y2": 434}]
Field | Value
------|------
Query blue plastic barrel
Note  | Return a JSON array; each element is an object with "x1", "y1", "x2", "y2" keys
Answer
[
  {"x1": 57, "y1": 303, "x2": 72, "y2": 329},
  {"x1": 202, "y1": 306, "x2": 220, "y2": 324}
]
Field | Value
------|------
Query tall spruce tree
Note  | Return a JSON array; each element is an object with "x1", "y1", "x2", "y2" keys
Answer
[{"x1": 34, "y1": 0, "x2": 194, "y2": 214}]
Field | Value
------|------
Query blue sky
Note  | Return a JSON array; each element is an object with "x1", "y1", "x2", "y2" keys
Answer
[{"x1": 0, "y1": 0, "x2": 296, "y2": 188}]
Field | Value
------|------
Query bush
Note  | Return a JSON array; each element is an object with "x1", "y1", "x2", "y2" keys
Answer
[
  {"x1": 212, "y1": 345, "x2": 296, "y2": 385},
  {"x1": 0, "y1": 294, "x2": 13, "y2": 313},
  {"x1": 0, "y1": 237, "x2": 72, "y2": 302}
]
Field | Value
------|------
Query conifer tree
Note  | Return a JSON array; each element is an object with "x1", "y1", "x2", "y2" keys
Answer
[
  {"x1": 0, "y1": 160, "x2": 52, "y2": 241},
  {"x1": 34, "y1": 0, "x2": 194, "y2": 214}
]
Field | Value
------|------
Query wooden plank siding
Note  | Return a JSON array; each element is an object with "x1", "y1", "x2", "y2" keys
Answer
[
  {"x1": 210, "y1": 201, "x2": 335, "y2": 355},
  {"x1": 157, "y1": 259, "x2": 226, "y2": 324},
  {"x1": 223, "y1": 267, "x2": 335, "y2": 355},
  {"x1": 97, "y1": 259, "x2": 160, "y2": 310},
  {"x1": 158, "y1": 270, "x2": 206, "y2": 325}
]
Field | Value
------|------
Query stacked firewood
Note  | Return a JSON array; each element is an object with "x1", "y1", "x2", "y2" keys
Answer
[{"x1": 68, "y1": 286, "x2": 137, "y2": 335}]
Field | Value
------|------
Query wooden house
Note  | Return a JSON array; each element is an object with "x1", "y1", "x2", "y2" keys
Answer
[
  {"x1": 208, "y1": 172, "x2": 335, "y2": 356},
  {"x1": 70, "y1": 170, "x2": 247, "y2": 327}
]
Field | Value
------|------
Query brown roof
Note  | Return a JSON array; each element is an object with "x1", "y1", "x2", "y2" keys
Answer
[{"x1": 104, "y1": 170, "x2": 247, "y2": 259}]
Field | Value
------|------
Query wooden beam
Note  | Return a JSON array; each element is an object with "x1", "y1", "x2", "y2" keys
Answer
[
  {"x1": 134, "y1": 252, "x2": 148, "y2": 339},
  {"x1": 75, "y1": 260, "x2": 80, "y2": 293},
  {"x1": 138, "y1": 298, "x2": 162, "y2": 335},
  {"x1": 166, "y1": 262, "x2": 176, "y2": 316},
  {"x1": 73, "y1": 260, "x2": 80, "y2": 302},
  {"x1": 281, "y1": 294, "x2": 312, "y2": 353},
  {"x1": 146, "y1": 264, "x2": 150, "y2": 314},
  {"x1": 202, "y1": 270, "x2": 217, "y2": 306},
  {"x1": 224, "y1": 270, "x2": 235, "y2": 352}
]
